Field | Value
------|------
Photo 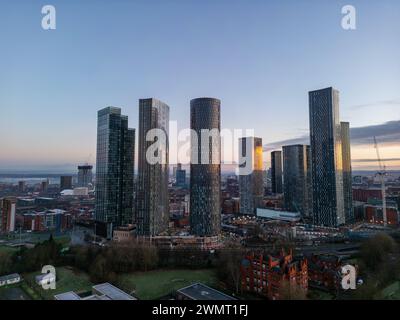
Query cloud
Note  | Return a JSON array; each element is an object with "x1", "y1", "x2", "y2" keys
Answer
[
  {"x1": 351, "y1": 99, "x2": 400, "y2": 110},
  {"x1": 264, "y1": 120, "x2": 400, "y2": 151},
  {"x1": 352, "y1": 158, "x2": 400, "y2": 163}
]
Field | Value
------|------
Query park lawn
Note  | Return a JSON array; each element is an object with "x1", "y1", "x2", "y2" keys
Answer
[
  {"x1": 119, "y1": 269, "x2": 219, "y2": 300},
  {"x1": 24, "y1": 266, "x2": 93, "y2": 300},
  {"x1": 0, "y1": 245, "x2": 20, "y2": 254},
  {"x1": 380, "y1": 281, "x2": 400, "y2": 300}
]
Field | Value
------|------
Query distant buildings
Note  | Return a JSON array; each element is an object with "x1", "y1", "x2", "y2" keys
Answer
[
  {"x1": 239, "y1": 137, "x2": 264, "y2": 215},
  {"x1": 309, "y1": 87, "x2": 345, "y2": 227},
  {"x1": 60, "y1": 176, "x2": 73, "y2": 190},
  {"x1": 190, "y1": 98, "x2": 221, "y2": 236},
  {"x1": 41, "y1": 180, "x2": 49, "y2": 193},
  {"x1": 0, "y1": 197, "x2": 16, "y2": 233},
  {"x1": 341, "y1": 122, "x2": 354, "y2": 224},
  {"x1": 18, "y1": 181, "x2": 26, "y2": 193},
  {"x1": 77, "y1": 165, "x2": 93, "y2": 187},
  {"x1": 282, "y1": 144, "x2": 312, "y2": 218},
  {"x1": 136, "y1": 98, "x2": 170, "y2": 236},
  {"x1": 95, "y1": 107, "x2": 135, "y2": 238},
  {"x1": 271, "y1": 151, "x2": 283, "y2": 194},
  {"x1": 175, "y1": 163, "x2": 187, "y2": 188},
  {"x1": 22, "y1": 209, "x2": 72, "y2": 232}
]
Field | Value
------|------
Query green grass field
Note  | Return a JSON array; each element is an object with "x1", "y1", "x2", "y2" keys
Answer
[
  {"x1": 119, "y1": 269, "x2": 219, "y2": 300},
  {"x1": 0, "y1": 245, "x2": 20, "y2": 254},
  {"x1": 24, "y1": 266, "x2": 93, "y2": 300},
  {"x1": 380, "y1": 281, "x2": 400, "y2": 300}
]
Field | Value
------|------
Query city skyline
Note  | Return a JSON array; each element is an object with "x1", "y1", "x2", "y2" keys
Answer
[{"x1": 1, "y1": 0, "x2": 399, "y2": 172}]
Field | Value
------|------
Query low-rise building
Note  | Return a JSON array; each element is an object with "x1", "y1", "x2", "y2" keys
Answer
[
  {"x1": 241, "y1": 250, "x2": 308, "y2": 300},
  {"x1": 54, "y1": 283, "x2": 137, "y2": 300},
  {"x1": 0, "y1": 273, "x2": 21, "y2": 287},
  {"x1": 176, "y1": 283, "x2": 236, "y2": 300}
]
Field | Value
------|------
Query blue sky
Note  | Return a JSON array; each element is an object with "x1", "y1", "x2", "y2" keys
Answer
[{"x1": 0, "y1": 0, "x2": 399, "y2": 171}]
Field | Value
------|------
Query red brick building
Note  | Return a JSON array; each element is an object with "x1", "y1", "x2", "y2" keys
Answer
[{"x1": 241, "y1": 250, "x2": 308, "y2": 300}]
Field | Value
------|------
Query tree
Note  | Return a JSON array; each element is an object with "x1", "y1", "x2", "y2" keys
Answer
[
  {"x1": 217, "y1": 240, "x2": 245, "y2": 294},
  {"x1": 0, "y1": 252, "x2": 12, "y2": 275},
  {"x1": 277, "y1": 279, "x2": 307, "y2": 300},
  {"x1": 359, "y1": 233, "x2": 397, "y2": 272}
]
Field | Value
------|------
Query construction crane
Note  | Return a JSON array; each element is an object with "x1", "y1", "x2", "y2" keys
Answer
[{"x1": 373, "y1": 137, "x2": 387, "y2": 227}]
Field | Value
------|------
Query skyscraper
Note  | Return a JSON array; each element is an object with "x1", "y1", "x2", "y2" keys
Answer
[
  {"x1": 282, "y1": 144, "x2": 312, "y2": 218},
  {"x1": 95, "y1": 107, "x2": 135, "y2": 238},
  {"x1": 309, "y1": 87, "x2": 345, "y2": 227},
  {"x1": 0, "y1": 197, "x2": 16, "y2": 233},
  {"x1": 341, "y1": 122, "x2": 353, "y2": 224},
  {"x1": 190, "y1": 97, "x2": 221, "y2": 236},
  {"x1": 137, "y1": 98, "x2": 170, "y2": 236},
  {"x1": 60, "y1": 176, "x2": 73, "y2": 190},
  {"x1": 271, "y1": 151, "x2": 283, "y2": 194},
  {"x1": 78, "y1": 165, "x2": 93, "y2": 187},
  {"x1": 239, "y1": 137, "x2": 264, "y2": 215}
]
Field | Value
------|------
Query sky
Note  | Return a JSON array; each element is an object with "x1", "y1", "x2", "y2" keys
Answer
[{"x1": 0, "y1": 0, "x2": 399, "y2": 172}]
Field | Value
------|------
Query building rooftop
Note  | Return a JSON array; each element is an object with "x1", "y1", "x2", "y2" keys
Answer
[
  {"x1": 177, "y1": 283, "x2": 236, "y2": 301},
  {"x1": 54, "y1": 291, "x2": 81, "y2": 300},
  {"x1": 92, "y1": 283, "x2": 136, "y2": 300},
  {"x1": 0, "y1": 273, "x2": 20, "y2": 282}
]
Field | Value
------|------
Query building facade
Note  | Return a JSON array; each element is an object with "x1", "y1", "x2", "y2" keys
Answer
[
  {"x1": 175, "y1": 163, "x2": 186, "y2": 187},
  {"x1": 0, "y1": 197, "x2": 17, "y2": 233},
  {"x1": 77, "y1": 165, "x2": 93, "y2": 187},
  {"x1": 341, "y1": 122, "x2": 354, "y2": 224},
  {"x1": 282, "y1": 144, "x2": 312, "y2": 218},
  {"x1": 309, "y1": 87, "x2": 345, "y2": 227},
  {"x1": 271, "y1": 151, "x2": 283, "y2": 194},
  {"x1": 190, "y1": 97, "x2": 221, "y2": 236},
  {"x1": 241, "y1": 250, "x2": 308, "y2": 300},
  {"x1": 95, "y1": 107, "x2": 135, "y2": 238},
  {"x1": 136, "y1": 98, "x2": 170, "y2": 236},
  {"x1": 60, "y1": 176, "x2": 73, "y2": 190},
  {"x1": 239, "y1": 137, "x2": 264, "y2": 215}
]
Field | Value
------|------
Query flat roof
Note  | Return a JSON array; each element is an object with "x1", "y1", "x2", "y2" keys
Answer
[
  {"x1": 82, "y1": 294, "x2": 111, "y2": 300},
  {"x1": 54, "y1": 291, "x2": 81, "y2": 300},
  {"x1": 92, "y1": 283, "x2": 136, "y2": 300},
  {"x1": 0, "y1": 273, "x2": 20, "y2": 281},
  {"x1": 177, "y1": 283, "x2": 236, "y2": 300}
]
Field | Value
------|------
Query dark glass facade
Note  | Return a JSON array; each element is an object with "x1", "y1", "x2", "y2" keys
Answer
[
  {"x1": 309, "y1": 87, "x2": 344, "y2": 227},
  {"x1": 60, "y1": 176, "x2": 72, "y2": 190},
  {"x1": 341, "y1": 122, "x2": 354, "y2": 223},
  {"x1": 137, "y1": 98, "x2": 170, "y2": 236},
  {"x1": 282, "y1": 144, "x2": 312, "y2": 218},
  {"x1": 271, "y1": 151, "x2": 283, "y2": 194},
  {"x1": 95, "y1": 107, "x2": 135, "y2": 238},
  {"x1": 190, "y1": 97, "x2": 221, "y2": 236}
]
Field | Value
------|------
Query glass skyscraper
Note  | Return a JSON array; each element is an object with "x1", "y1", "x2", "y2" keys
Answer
[
  {"x1": 309, "y1": 87, "x2": 345, "y2": 227},
  {"x1": 341, "y1": 122, "x2": 354, "y2": 223},
  {"x1": 137, "y1": 98, "x2": 170, "y2": 236},
  {"x1": 190, "y1": 97, "x2": 221, "y2": 236},
  {"x1": 95, "y1": 107, "x2": 135, "y2": 238},
  {"x1": 271, "y1": 151, "x2": 283, "y2": 194},
  {"x1": 282, "y1": 144, "x2": 312, "y2": 218},
  {"x1": 239, "y1": 137, "x2": 264, "y2": 215}
]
